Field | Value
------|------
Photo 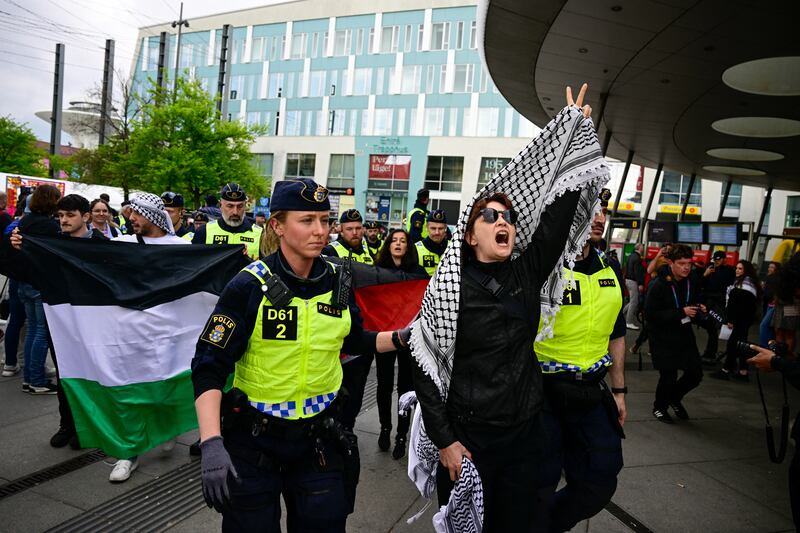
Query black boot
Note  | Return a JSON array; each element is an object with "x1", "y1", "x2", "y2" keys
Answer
[
  {"x1": 392, "y1": 435, "x2": 406, "y2": 460},
  {"x1": 378, "y1": 427, "x2": 391, "y2": 451}
]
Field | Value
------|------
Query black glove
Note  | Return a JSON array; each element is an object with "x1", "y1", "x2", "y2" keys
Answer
[
  {"x1": 398, "y1": 326, "x2": 412, "y2": 347},
  {"x1": 200, "y1": 436, "x2": 239, "y2": 512}
]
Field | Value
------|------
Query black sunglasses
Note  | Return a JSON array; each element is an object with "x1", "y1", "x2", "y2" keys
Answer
[{"x1": 480, "y1": 207, "x2": 518, "y2": 225}]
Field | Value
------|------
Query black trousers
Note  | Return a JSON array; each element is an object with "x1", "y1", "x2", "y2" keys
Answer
[
  {"x1": 722, "y1": 323, "x2": 752, "y2": 372},
  {"x1": 339, "y1": 354, "x2": 373, "y2": 431},
  {"x1": 790, "y1": 438, "x2": 800, "y2": 529},
  {"x1": 48, "y1": 333, "x2": 75, "y2": 433},
  {"x1": 374, "y1": 349, "x2": 412, "y2": 436},
  {"x1": 436, "y1": 416, "x2": 545, "y2": 532},
  {"x1": 654, "y1": 362, "x2": 703, "y2": 411}
]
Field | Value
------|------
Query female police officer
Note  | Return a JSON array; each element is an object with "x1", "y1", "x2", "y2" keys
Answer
[{"x1": 191, "y1": 178, "x2": 405, "y2": 532}]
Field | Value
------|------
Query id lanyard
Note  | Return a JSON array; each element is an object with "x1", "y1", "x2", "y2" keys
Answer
[{"x1": 671, "y1": 279, "x2": 690, "y2": 309}]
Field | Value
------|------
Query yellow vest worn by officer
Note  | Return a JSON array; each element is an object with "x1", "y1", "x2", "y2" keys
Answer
[
  {"x1": 327, "y1": 239, "x2": 374, "y2": 265},
  {"x1": 416, "y1": 240, "x2": 441, "y2": 276},
  {"x1": 405, "y1": 206, "x2": 429, "y2": 240},
  {"x1": 205, "y1": 220, "x2": 263, "y2": 260},
  {"x1": 233, "y1": 260, "x2": 351, "y2": 420},
  {"x1": 535, "y1": 251, "x2": 622, "y2": 373},
  {"x1": 365, "y1": 237, "x2": 382, "y2": 258}
]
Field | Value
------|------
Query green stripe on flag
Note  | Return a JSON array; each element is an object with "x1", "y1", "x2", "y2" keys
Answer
[{"x1": 62, "y1": 370, "x2": 198, "y2": 458}]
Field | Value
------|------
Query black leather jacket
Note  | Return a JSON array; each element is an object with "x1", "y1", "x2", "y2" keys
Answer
[{"x1": 412, "y1": 191, "x2": 581, "y2": 451}]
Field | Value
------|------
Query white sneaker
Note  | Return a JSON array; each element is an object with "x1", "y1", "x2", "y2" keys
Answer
[
  {"x1": 2, "y1": 364, "x2": 20, "y2": 377},
  {"x1": 109, "y1": 458, "x2": 138, "y2": 483},
  {"x1": 626, "y1": 323, "x2": 640, "y2": 330},
  {"x1": 162, "y1": 439, "x2": 176, "y2": 453}
]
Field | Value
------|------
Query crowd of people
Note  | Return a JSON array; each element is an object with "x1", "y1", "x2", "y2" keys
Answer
[{"x1": 0, "y1": 83, "x2": 794, "y2": 532}]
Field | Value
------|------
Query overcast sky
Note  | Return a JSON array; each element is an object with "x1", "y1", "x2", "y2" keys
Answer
[{"x1": 0, "y1": 0, "x2": 286, "y2": 144}]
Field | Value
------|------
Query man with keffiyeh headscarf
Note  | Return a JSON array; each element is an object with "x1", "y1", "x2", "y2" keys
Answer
[{"x1": 407, "y1": 85, "x2": 610, "y2": 532}]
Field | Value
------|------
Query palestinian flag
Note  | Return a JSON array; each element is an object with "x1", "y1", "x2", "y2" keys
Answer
[{"x1": 22, "y1": 236, "x2": 248, "y2": 458}]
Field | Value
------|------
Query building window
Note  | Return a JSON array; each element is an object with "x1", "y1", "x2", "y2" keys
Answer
[
  {"x1": 425, "y1": 65, "x2": 435, "y2": 94},
  {"x1": 425, "y1": 156, "x2": 464, "y2": 192},
  {"x1": 285, "y1": 153, "x2": 316, "y2": 178},
  {"x1": 374, "y1": 109, "x2": 394, "y2": 135},
  {"x1": 356, "y1": 28, "x2": 365, "y2": 55},
  {"x1": 417, "y1": 24, "x2": 424, "y2": 51},
  {"x1": 404, "y1": 24, "x2": 412, "y2": 53},
  {"x1": 477, "y1": 108, "x2": 500, "y2": 136},
  {"x1": 347, "y1": 109, "x2": 358, "y2": 136},
  {"x1": 251, "y1": 153, "x2": 273, "y2": 180},
  {"x1": 328, "y1": 154, "x2": 355, "y2": 189},
  {"x1": 267, "y1": 72, "x2": 284, "y2": 98},
  {"x1": 424, "y1": 108, "x2": 445, "y2": 136},
  {"x1": 368, "y1": 154, "x2": 411, "y2": 191},
  {"x1": 429, "y1": 198, "x2": 460, "y2": 225},
  {"x1": 290, "y1": 33, "x2": 307, "y2": 59},
  {"x1": 456, "y1": 21, "x2": 464, "y2": 50},
  {"x1": 147, "y1": 39, "x2": 159, "y2": 69},
  {"x1": 469, "y1": 20, "x2": 477, "y2": 49},
  {"x1": 309, "y1": 70, "x2": 326, "y2": 97},
  {"x1": 353, "y1": 68, "x2": 372, "y2": 95},
  {"x1": 430, "y1": 22, "x2": 451, "y2": 51},
  {"x1": 448, "y1": 108, "x2": 458, "y2": 136},
  {"x1": 380, "y1": 25, "x2": 399, "y2": 54},
  {"x1": 310, "y1": 33, "x2": 320, "y2": 58},
  {"x1": 368, "y1": 27, "x2": 375, "y2": 54},
  {"x1": 439, "y1": 65, "x2": 447, "y2": 93},
  {"x1": 284, "y1": 111, "x2": 301, "y2": 136},
  {"x1": 334, "y1": 29, "x2": 352, "y2": 56},
  {"x1": 477, "y1": 157, "x2": 511, "y2": 189},
  {"x1": 503, "y1": 108, "x2": 514, "y2": 137},
  {"x1": 375, "y1": 67, "x2": 385, "y2": 96},
  {"x1": 329, "y1": 109, "x2": 345, "y2": 136},
  {"x1": 285, "y1": 72, "x2": 296, "y2": 98},
  {"x1": 392, "y1": 64, "x2": 421, "y2": 94},
  {"x1": 251, "y1": 37, "x2": 266, "y2": 62},
  {"x1": 397, "y1": 108, "x2": 406, "y2": 136},
  {"x1": 659, "y1": 171, "x2": 702, "y2": 207},
  {"x1": 229, "y1": 75, "x2": 244, "y2": 100},
  {"x1": 453, "y1": 64, "x2": 474, "y2": 93},
  {"x1": 270, "y1": 35, "x2": 280, "y2": 61},
  {"x1": 479, "y1": 67, "x2": 489, "y2": 93}
]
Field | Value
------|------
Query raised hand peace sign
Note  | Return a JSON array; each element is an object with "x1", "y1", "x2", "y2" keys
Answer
[{"x1": 566, "y1": 83, "x2": 592, "y2": 118}]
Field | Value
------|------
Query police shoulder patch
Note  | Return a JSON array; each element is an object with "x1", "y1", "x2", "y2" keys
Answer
[
  {"x1": 598, "y1": 278, "x2": 616, "y2": 287},
  {"x1": 201, "y1": 314, "x2": 237, "y2": 348},
  {"x1": 317, "y1": 302, "x2": 343, "y2": 318}
]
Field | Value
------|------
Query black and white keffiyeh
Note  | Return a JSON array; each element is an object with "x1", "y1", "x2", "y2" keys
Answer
[
  {"x1": 130, "y1": 193, "x2": 175, "y2": 235},
  {"x1": 432, "y1": 457, "x2": 484, "y2": 533},
  {"x1": 409, "y1": 106, "x2": 610, "y2": 399}
]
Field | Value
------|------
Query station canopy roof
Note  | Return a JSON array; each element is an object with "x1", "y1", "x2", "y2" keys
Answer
[{"x1": 479, "y1": 0, "x2": 800, "y2": 190}]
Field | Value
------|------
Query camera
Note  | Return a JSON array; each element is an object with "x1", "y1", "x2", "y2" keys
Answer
[{"x1": 736, "y1": 340, "x2": 788, "y2": 358}]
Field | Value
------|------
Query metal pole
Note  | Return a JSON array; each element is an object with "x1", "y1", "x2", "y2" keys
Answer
[
  {"x1": 678, "y1": 173, "x2": 696, "y2": 222},
  {"x1": 612, "y1": 150, "x2": 634, "y2": 217},
  {"x1": 749, "y1": 186, "x2": 773, "y2": 262},
  {"x1": 98, "y1": 39, "x2": 115, "y2": 145},
  {"x1": 172, "y1": 2, "x2": 189, "y2": 97},
  {"x1": 157, "y1": 31, "x2": 168, "y2": 91},
  {"x1": 49, "y1": 43, "x2": 65, "y2": 179},
  {"x1": 717, "y1": 179, "x2": 733, "y2": 222},
  {"x1": 216, "y1": 24, "x2": 231, "y2": 114},
  {"x1": 639, "y1": 162, "x2": 663, "y2": 243}
]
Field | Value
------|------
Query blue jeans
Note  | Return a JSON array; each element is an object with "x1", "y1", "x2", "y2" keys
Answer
[
  {"x1": 3, "y1": 279, "x2": 26, "y2": 367},
  {"x1": 17, "y1": 282, "x2": 49, "y2": 386},
  {"x1": 760, "y1": 306, "x2": 775, "y2": 347}
]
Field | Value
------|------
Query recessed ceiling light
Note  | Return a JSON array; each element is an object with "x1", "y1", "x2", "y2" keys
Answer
[
  {"x1": 702, "y1": 165, "x2": 766, "y2": 176},
  {"x1": 706, "y1": 148, "x2": 784, "y2": 161},
  {"x1": 712, "y1": 116, "x2": 800, "y2": 138},
  {"x1": 722, "y1": 57, "x2": 800, "y2": 96},
  {"x1": 578, "y1": 47, "x2": 588, "y2": 54}
]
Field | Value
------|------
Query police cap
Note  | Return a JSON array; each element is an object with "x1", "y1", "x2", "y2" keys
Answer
[
  {"x1": 220, "y1": 183, "x2": 247, "y2": 202},
  {"x1": 193, "y1": 211, "x2": 209, "y2": 222},
  {"x1": 271, "y1": 178, "x2": 330, "y2": 212},
  {"x1": 340, "y1": 209, "x2": 363, "y2": 224},
  {"x1": 364, "y1": 220, "x2": 380, "y2": 229},
  {"x1": 429, "y1": 209, "x2": 447, "y2": 225},
  {"x1": 599, "y1": 188, "x2": 612, "y2": 208},
  {"x1": 161, "y1": 191, "x2": 184, "y2": 208},
  {"x1": 417, "y1": 188, "x2": 430, "y2": 201}
]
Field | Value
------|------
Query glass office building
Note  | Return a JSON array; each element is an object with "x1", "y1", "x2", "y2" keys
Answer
[{"x1": 130, "y1": 0, "x2": 542, "y2": 225}]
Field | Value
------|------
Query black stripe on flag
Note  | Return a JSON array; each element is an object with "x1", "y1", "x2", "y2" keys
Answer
[{"x1": 22, "y1": 236, "x2": 251, "y2": 309}]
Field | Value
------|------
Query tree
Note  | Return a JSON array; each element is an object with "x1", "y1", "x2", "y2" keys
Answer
[
  {"x1": 0, "y1": 116, "x2": 47, "y2": 176},
  {"x1": 73, "y1": 75, "x2": 268, "y2": 206}
]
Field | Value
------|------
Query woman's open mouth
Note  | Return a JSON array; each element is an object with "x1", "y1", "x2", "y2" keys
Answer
[{"x1": 495, "y1": 230, "x2": 509, "y2": 245}]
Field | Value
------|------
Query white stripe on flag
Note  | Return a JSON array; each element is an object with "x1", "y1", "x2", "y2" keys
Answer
[{"x1": 45, "y1": 292, "x2": 218, "y2": 386}]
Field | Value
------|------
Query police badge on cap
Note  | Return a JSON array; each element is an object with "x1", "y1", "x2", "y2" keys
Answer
[
  {"x1": 271, "y1": 178, "x2": 330, "y2": 212},
  {"x1": 221, "y1": 183, "x2": 247, "y2": 202},
  {"x1": 429, "y1": 209, "x2": 447, "y2": 224}
]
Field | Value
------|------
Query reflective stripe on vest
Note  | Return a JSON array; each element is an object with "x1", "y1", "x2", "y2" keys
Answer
[
  {"x1": 204, "y1": 220, "x2": 263, "y2": 260},
  {"x1": 534, "y1": 262, "x2": 622, "y2": 372},
  {"x1": 233, "y1": 260, "x2": 351, "y2": 420},
  {"x1": 416, "y1": 241, "x2": 440, "y2": 277},
  {"x1": 328, "y1": 240, "x2": 374, "y2": 265},
  {"x1": 405, "y1": 207, "x2": 429, "y2": 239}
]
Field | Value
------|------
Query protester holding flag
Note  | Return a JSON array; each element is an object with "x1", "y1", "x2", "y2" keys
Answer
[
  {"x1": 408, "y1": 85, "x2": 608, "y2": 531},
  {"x1": 191, "y1": 178, "x2": 410, "y2": 532}
]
